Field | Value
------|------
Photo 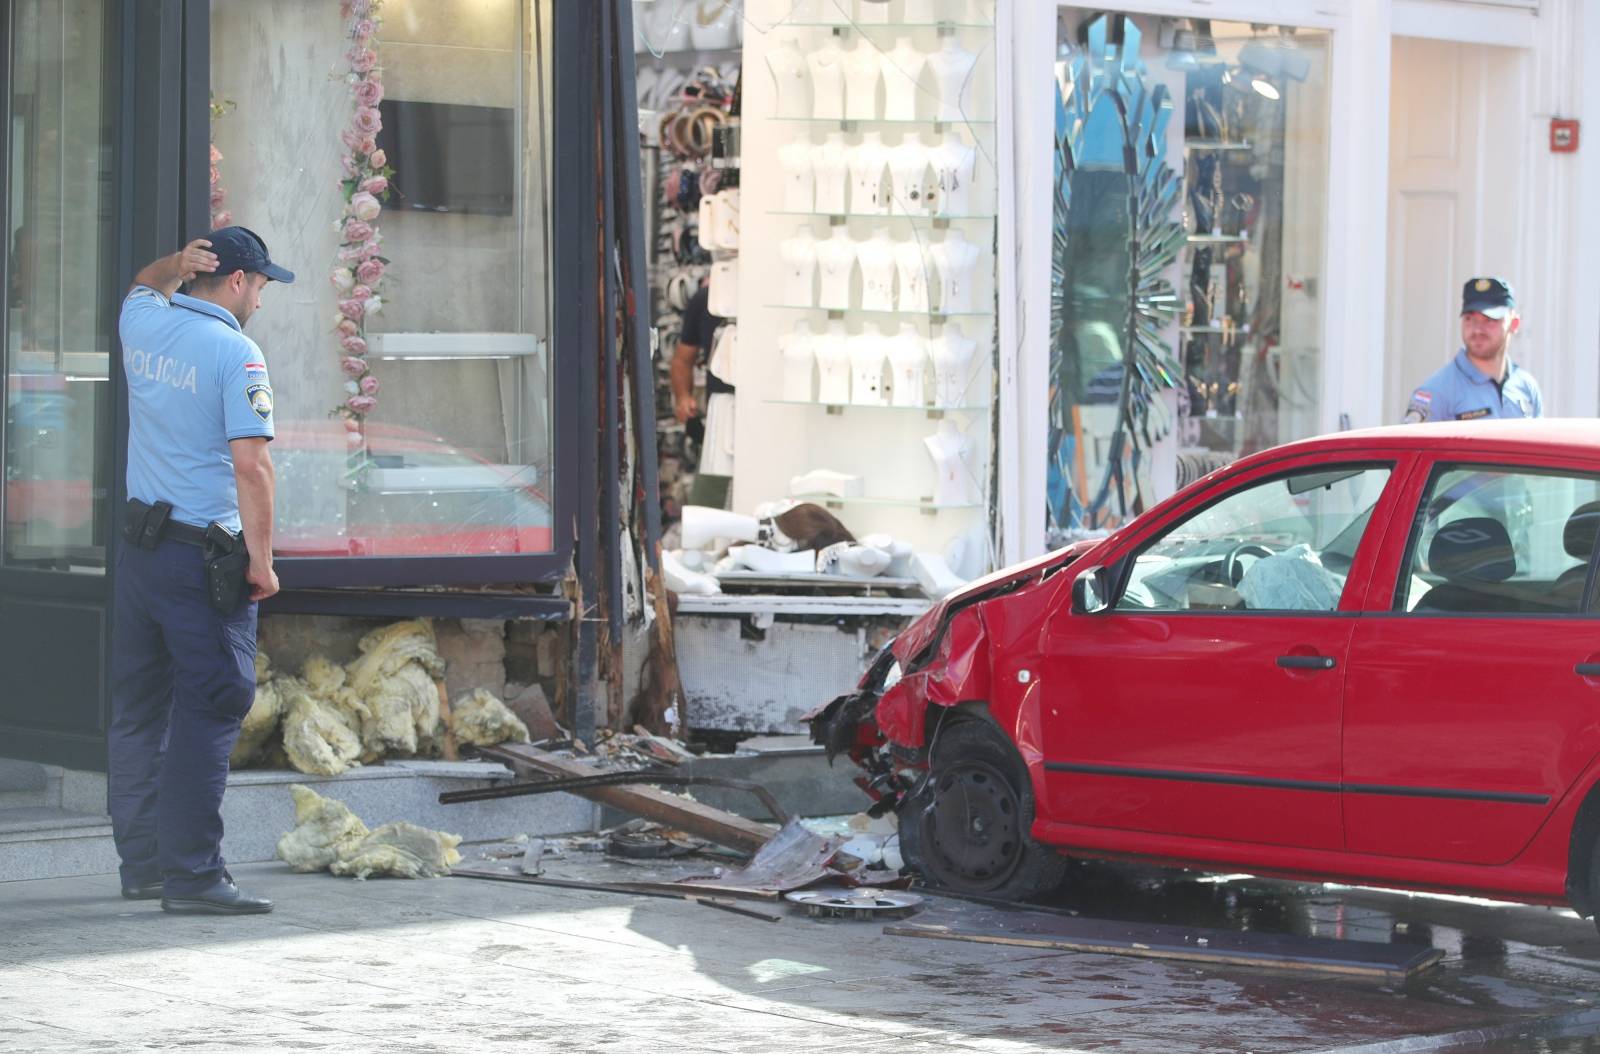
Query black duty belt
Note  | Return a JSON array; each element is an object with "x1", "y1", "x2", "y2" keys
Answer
[
  {"x1": 124, "y1": 498, "x2": 207, "y2": 548},
  {"x1": 161, "y1": 519, "x2": 210, "y2": 547}
]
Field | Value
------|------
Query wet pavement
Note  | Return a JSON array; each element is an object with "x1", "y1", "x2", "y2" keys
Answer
[{"x1": 2, "y1": 854, "x2": 1599, "y2": 1053}]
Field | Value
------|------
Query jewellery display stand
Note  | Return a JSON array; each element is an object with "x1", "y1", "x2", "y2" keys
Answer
[{"x1": 736, "y1": 0, "x2": 998, "y2": 567}]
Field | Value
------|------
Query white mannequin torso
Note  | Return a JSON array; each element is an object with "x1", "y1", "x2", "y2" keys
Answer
[
  {"x1": 841, "y1": 41, "x2": 882, "y2": 122},
  {"x1": 926, "y1": 39, "x2": 978, "y2": 122},
  {"x1": 930, "y1": 324, "x2": 977, "y2": 406},
  {"x1": 887, "y1": 139, "x2": 930, "y2": 213},
  {"x1": 928, "y1": 136, "x2": 977, "y2": 216},
  {"x1": 779, "y1": 228, "x2": 818, "y2": 307},
  {"x1": 778, "y1": 139, "x2": 815, "y2": 213},
  {"x1": 779, "y1": 322, "x2": 816, "y2": 402},
  {"x1": 856, "y1": 232, "x2": 897, "y2": 311},
  {"x1": 766, "y1": 39, "x2": 810, "y2": 119},
  {"x1": 806, "y1": 42, "x2": 846, "y2": 120},
  {"x1": 846, "y1": 133, "x2": 890, "y2": 215},
  {"x1": 894, "y1": 237, "x2": 932, "y2": 314},
  {"x1": 924, "y1": 419, "x2": 977, "y2": 506},
  {"x1": 815, "y1": 231, "x2": 857, "y2": 311},
  {"x1": 879, "y1": 38, "x2": 927, "y2": 121},
  {"x1": 812, "y1": 134, "x2": 850, "y2": 214},
  {"x1": 813, "y1": 326, "x2": 852, "y2": 403},
  {"x1": 929, "y1": 231, "x2": 980, "y2": 313},
  {"x1": 886, "y1": 323, "x2": 928, "y2": 406},
  {"x1": 847, "y1": 330, "x2": 888, "y2": 406}
]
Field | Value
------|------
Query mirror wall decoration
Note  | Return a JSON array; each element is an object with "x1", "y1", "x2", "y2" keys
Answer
[{"x1": 1048, "y1": 14, "x2": 1184, "y2": 541}]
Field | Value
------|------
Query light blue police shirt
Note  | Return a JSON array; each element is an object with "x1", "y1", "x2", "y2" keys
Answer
[
  {"x1": 1403, "y1": 349, "x2": 1543, "y2": 423},
  {"x1": 119, "y1": 286, "x2": 274, "y2": 532}
]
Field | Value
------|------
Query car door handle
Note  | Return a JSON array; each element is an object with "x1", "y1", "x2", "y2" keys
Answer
[
  {"x1": 1277, "y1": 655, "x2": 1337, "y2": 671},
  {"x1": 1575, "y1": 663, "x2": 1600, "y2": 677}
]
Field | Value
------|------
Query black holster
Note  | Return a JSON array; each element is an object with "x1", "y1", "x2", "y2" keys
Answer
[
  {"x1": 203, "y1": 523, "x2": 251, "y2": 614},
  {"x1": 123, "y1": 498, "x2": 172, "y2": 550}
]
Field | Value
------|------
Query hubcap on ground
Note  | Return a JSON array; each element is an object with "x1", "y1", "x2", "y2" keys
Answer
[{"x1": 922, "y1": 758, "x2": 1023, "y2": 889}]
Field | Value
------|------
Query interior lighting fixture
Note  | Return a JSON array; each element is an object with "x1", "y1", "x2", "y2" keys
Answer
[{"x1": 1250, "y1": 76, "x2": 1280, "y2": 100}]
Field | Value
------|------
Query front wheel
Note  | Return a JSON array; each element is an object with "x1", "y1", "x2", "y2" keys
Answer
[{"x1": 899, "y1": 718, "x2": 1067, "y2": 901}]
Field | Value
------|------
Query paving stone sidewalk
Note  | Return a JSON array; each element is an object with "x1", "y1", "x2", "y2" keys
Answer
[{"x1": 3, "y1": 861, "x2": 1600, "y2": 1053}]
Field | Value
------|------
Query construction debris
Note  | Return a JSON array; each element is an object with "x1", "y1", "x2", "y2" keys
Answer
[
  {"x1": 276, "y1": 784, "x2": 461, "y2": 880},
  {"x1": 785, "y1": 888, "x2": 925, "y2": 920},
  {"x1": 451, "y1": 688, "x2": 532, "y2": 748}
]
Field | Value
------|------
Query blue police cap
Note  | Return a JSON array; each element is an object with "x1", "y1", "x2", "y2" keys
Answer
[
  {"x1": 1461, "y1": 276, "x2": 1514, "y2": 319},
  {"x1": 209, "y1": 225, "x2": 295, "y2": 284}
]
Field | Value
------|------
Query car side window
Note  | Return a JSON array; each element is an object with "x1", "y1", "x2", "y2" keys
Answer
[
  {"x1": 1395, "y1": 466, "x2": 1600, "y2": 615},
  {"x1": 1116, "y1": 465, "x2": 1392, "y2": 613}
]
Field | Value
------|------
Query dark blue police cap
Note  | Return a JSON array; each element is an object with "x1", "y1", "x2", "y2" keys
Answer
[
  {"x1": 209, "y1": 225, "x2": 294, "y2": 284},
  {"x1": 1461, "y1": 276, "x2": 1514, "y2": 319}
]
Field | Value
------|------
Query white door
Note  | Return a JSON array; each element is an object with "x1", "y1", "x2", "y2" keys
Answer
[{"x1": 1385, "y1": 37, "x2": 1528, "y2": 424}]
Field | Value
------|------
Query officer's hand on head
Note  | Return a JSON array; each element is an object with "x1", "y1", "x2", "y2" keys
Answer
[
  {"x1": 247, "y1": 560, "x2": 279, "y2": 603},
  {"x1": 179, "y1": 239, "x2": 219, "y2": 283}
]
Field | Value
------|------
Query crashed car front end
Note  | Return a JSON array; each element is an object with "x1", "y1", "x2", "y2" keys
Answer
[{"x1": 805, "y1": 539, "x2": 1100, "y2": 813}]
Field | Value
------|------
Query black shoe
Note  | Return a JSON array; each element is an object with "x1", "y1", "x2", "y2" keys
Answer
[
  {"x1": 121, "y1": 880, "x2": 164, "y2": 901},
  {"x1": 160, "y1": 878, "x2": 273, "y2": 916}
]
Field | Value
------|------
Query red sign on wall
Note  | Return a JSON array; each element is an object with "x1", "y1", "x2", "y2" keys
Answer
[{"x1": 1551, "y1": 118, "x2": 1580, "y2": 153}]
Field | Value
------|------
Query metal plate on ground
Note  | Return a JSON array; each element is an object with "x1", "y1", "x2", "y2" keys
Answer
[
  {"x1": 786, "y1": 888, "x2": 925, "y2": 920},
  {"x1": 887, "y1": 905, "x2": 1443, "y2": 980}
]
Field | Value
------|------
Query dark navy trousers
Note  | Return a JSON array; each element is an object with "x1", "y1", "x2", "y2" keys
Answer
[{"x1": 109, "y1": 537, "x2": 257, "y2": 896}]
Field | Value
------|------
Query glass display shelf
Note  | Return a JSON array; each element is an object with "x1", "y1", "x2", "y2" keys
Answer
[
  {"x1": 771, "y1": 116, "x2": 994, "y2": 127},
  {"x1": 778, "y1": 20, "x2": 996, "y2": 31},
  {"x1": 1186, "y1": 233, "x2": 1249, "y2": 244},
  {"x1": 768, "y1": 399, "x2": 988, "y2": 416},
  {"x1": 770, "y1": 210, "x2": 997, "y2": 221},
  {"x1": 764, "y1": 304, "x2": 993, "y2": 319},
  {"x1": 1184, "y1": 139, "x2": 1253, "y2": 151},
  {"x1": 793, "y1": 494, "x2": 984, "y2": 514},
  {"x1": 1180, "y1": 323, "x2": 1252, "y2": 335}
]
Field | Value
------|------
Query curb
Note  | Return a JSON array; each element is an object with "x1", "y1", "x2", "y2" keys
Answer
[{"x1": 1315, "y1": 1008, "x2": 1600, "y2": 1053}]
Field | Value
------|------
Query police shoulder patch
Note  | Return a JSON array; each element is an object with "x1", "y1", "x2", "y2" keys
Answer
[{"x1": 245, "y1": 383, "x2": 273, "y2": 421}]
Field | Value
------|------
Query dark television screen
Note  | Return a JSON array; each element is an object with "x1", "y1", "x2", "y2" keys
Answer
[{"x1": 374, "y1": 99, "x2": 514, "y2": 216}]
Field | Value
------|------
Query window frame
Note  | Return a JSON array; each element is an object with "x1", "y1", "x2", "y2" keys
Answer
[
  {"x1": 194, "y1": 0, "x2": 585, "y2": 590},
  {"x1": 1389, "y1": 460, "x2": 1600, "y2": 618},
  {"x1": 1106, "y1": 456, "x2": 1401, "y2": 617}
]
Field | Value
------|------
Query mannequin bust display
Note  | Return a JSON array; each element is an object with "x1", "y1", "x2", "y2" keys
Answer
[
  {"x1": 813, "y1": 322, "x2": 852, "y2": 403},
  {"x1": 709, "y1": 258, "x2": 739, "y2": 318},
  {"x1": 930, "y1": 322, "x2": 977, "y2": 406},
  {"x1": 779, "y1": 320, "x2": 816, "y2": 402},
  {"x1": 812, "y1": 132, "x2": 850, "y2": 214},
  {"x1": 899, "y1": 0, "x2": 943, "y2": 22},
  {"x1": 643, "y1": 0, "x2": 690, "y2": 52},
  {"x1": 815, "y1": 230, "x2": 857, "y2": 311},
  {"x1": 887, "y1": 137, "x2": 930, "y2": 214},
  {"x1": 926, "y1": 37, "x2": 979, "y2": 122},
  {"x1": 711, "y1": 187, "x2": 739, "y2": 251},
  {"x1": 847, "y1": 326, "x2": 889, "y2": 406},
  {"x1": 879, "y1": 37, "x2": 927, "y2": 122},
  {"x1": 846, "y1": 132, "x2": 890, "y2": 215},
  {"x1": 778, "y1": 226, "x2": 818, "y2": 306},
  {"x1": 806, "y1": 39, "x2": 846, "y2": 121},
  {"x1": 929, "y1": 135, "x2": 978, "y2": 216},
  {"x1": 894, "y1": 236, "x2": 932, "y2": 314},
  {"x1": 885, "y1": 322, "x2": 929, "y2": 406},
  {"x1": 841, "y1": 39, "x2": 882, "y2": 122},
  {"x1": 924, "y1": 418, "x2": 978, "y2": 506},
  {"x1": 856, "y1": 230, "x2": 898, "y2": 312},
  {"x1": 929, "y1": 229, "x2": 980, "y2": 313},
  {"x1": 765, "y1": 38, "x2": 810, "y2": 119},
  {"x1": 853, "y1": 0, "x2": 892, "y2": 25},
  {"x1": 778, "y1": 139, "x2": 816, "y2": 212},
  {"x1": 816, "y1": 0, "x2": 851, "y2": 25}
]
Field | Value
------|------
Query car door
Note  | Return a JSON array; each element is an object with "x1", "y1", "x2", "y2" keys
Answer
[
  {"x1": 1343, "y1": 454, "x2": 1600, "y2": 865},
  {"x1": 1036, "y1": 455, "x2": 1404, "y2": 850}
]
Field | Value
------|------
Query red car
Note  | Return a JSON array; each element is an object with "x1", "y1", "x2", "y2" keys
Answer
[{"x1": 811, "y1": 419, "x2": 1600, "y2": 929}]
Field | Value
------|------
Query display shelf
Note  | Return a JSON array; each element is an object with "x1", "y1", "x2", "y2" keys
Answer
[
  {"x1": 768, "y1": 399, "x2": 988, "y2": 416},
  {"x1": 794, "y1": 494, "x2": 983, "y2": 514},
  {"x1": 1180, "y1": 324, "x2": 1252, "y2": 335},
  {"x1": 770, "y1": 210, "x2": 996, "y2": 221},
  {"x1": 1186, "y1": 233, "x2": 1249, "y2": 244},
  {"x1": 771, "y1": 116, "x2": 993, "y2": 128},
  {"x1": 778, "y1": 20, "x2": 996, "y2": 31},
  {"x1": 764, "y1": 304, "x2": 993, "y2": 319},
  {"x1": 1184, "y1": 139, "x2": 1253, "y2": 151}
]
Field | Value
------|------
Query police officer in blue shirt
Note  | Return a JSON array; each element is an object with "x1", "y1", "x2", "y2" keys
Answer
[
  {"x1": 111, "y1": 226, "x2": 292, "y2": 915},
  {"x1": 1403, "y1": 277, "x2": 1543, "y2": 423}
]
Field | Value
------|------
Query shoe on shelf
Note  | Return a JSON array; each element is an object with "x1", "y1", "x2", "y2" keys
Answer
[{"x1": 160, "y1": 877, "x2": 273, "y2": 916}]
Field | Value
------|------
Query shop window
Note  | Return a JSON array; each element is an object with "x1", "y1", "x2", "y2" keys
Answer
[
  {"x1": 209, "y1": 0, "x2": 554, "y2": 566},
  {"x1": 1, "y1": 0, "x2": 117, "y2": 573},
  {"x1": 1050, "y1": 11, "x2": 1331, "y2": 537}
]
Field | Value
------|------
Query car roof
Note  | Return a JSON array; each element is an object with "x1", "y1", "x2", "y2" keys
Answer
[{"x1": 1241, "y1": 418, "x2": 1600, "y2": 468}]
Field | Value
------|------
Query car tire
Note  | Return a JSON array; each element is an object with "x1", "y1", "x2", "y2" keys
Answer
[
  {"x1": 899, "y1": 717, "x2": 1067, "y2": 901},
  {"x1": 1590, "y1": 834, "x2": 1600, "y2": 937}
]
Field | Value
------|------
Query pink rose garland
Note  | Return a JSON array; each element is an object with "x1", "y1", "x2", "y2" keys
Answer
[{"x1": 330, "y1": 0, "x2": 394, "y2": 435}]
